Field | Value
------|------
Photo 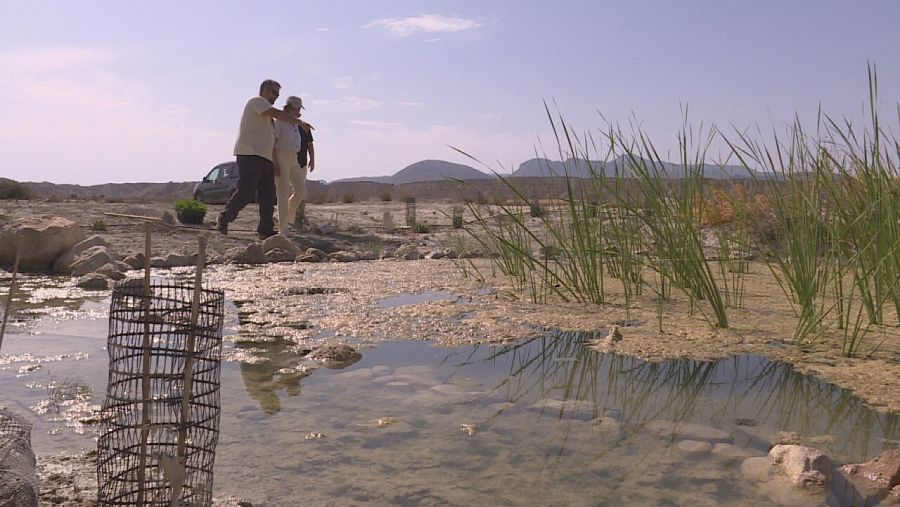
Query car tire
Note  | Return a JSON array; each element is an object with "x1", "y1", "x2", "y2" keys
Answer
[{"x1": 193, "y1": 190, "x2": 203, "y2": 202}]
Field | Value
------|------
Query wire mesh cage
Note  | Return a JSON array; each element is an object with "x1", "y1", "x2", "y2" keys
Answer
[
  {"x1": 0, "y1": 407, "x2": 38, "y2": 506},
  {"x1": 98, "y1": 277, "x2": 224, "y2": 506}
]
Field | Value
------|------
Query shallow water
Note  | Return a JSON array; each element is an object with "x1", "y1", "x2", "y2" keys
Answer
[{"x1": 1, "y1": 286, "x2": 898, "y2": 505}]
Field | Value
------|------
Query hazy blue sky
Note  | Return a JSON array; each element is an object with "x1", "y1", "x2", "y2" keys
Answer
[{"x1": 2, "y1": 1, "x2": 898, "y2": 184}]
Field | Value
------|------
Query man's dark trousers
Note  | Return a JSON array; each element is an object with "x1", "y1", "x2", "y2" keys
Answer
[{"x1": 221, "y1": 154, "x2": 276, "y2": 235}]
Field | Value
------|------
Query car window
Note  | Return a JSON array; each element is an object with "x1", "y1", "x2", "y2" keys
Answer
[
  {"x1": 224, "y1": 164, "x2": 238, "y2": 178},
  {"x1": 206, "y1": 167, "x2": 220, "y2": 181}
]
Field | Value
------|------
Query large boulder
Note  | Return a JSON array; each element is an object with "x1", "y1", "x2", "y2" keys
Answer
[
  {"x1": 70, "y1": 246, "x2": 117, "y2": 277},
  {"x1": 831, "y1": 450, "x2": 900, "y2": 506},
  {"x1": 76, "y1": 273, "x2": 112, "y2": 290},
  {"x1": 52, "y1": 235, "x2": 110, "y2": 274},
  {"x1": 265, "y1": 248, "x2": 296, "y2": 263},
  {"x1": 244, "y1": 243, "x2": 266, "y2": 264},
  {"x1": 769, "y1": 444, "x2": 832, "y2": 487},
  {"x1": 0, "y1": 217, "x2": 85, "y2": 272},
  {"x1": 262, "y1": 234, "x2": 301, "y2": 256}
]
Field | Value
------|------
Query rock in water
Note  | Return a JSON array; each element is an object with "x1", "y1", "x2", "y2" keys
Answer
[
  {"x1": 0, "y1": 217, "x2": 85, "y2": 272},
  {"x1": 53, "y1": 235, "x2": 111, "y2": 274},
  {"x1": 306, "y1": 344, "x2": 362, "y2": 369},
  {"x1": 769, "y1": 444, "x2": 832, "y2": 487}
]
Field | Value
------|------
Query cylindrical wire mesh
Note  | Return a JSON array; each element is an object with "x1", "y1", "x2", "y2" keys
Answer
[
  {"x1": 98, "y1": 278, "x2": 224, "y2": 506},
  {"x1": 0, "y1": 407, "x2": 38, "y2": 506}
]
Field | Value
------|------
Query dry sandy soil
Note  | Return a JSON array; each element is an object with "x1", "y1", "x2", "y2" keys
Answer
[{"x1": 1, "y1": 197, "x2": 899, "y2": 414}]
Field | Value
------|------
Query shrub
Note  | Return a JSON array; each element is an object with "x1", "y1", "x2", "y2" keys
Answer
[
  {"x1": 415, "y1": 222, "x2": 431, "y2": 234},
  {"x1": 174, "y1": 198, "x2": 207, "y2": 225},
  {"x1": 402, "y1": 196, "x2": 416, "y2": 204},
  {"x1": 0, "y1": 179, "x2": 31, "y2": 200},
  {"x1": 379, "y1": 191, "x2": 393, "y2": 202},
  {"x1": 341, "y1": 193, "x2": 356, "y2": 203},
  {"x1": 90, "y1": 218, "x2": 107, "y2": 231}
]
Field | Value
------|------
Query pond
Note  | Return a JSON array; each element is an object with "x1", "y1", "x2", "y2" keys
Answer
[{"x1": 1, "y1": 287, "x2": 898, "y2": 506}]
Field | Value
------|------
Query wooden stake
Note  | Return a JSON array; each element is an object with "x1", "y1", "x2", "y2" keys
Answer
[
  {"x1": 137, "y1": 223, "x2": 152, "y2": 505},
  {"x1": 172, "y1": 235, "x2": 207, "y2": 506},
  {"x1": 0, "y1": 242, "x2": 22, "y2": 354}
]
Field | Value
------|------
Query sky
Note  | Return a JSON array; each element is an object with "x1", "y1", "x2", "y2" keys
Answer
[{"x1": 1, "y1": 1, "x2": 899, "y2": 185}]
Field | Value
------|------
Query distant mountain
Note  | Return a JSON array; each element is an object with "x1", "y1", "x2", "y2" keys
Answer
[
  {"x1": 335, "y1": 159, "x2": 494, "y2": 184},
  {"x1": 23, "y1": 181, "x2": 196, "y2": 200},
  {"x1": 513, "y1": 156, "x2": 768, "y2": 180}
]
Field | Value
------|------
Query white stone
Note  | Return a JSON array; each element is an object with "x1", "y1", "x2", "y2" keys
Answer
[
  {"x1": 0, "y1": 216, "x2": 85, "y2": 272},
  {"x1": 262, "y1": 234, "x2": 301, "y2": 255},
  {"x1": 677, "y1": 439, "x2": 713, "y2": 456},
  {"x1": 70, "y1": 246, "x2": 117, "y2": 277},
  {"x1": 769, "y1": 444, "x2": 832, "y2": 487},
  {"x1": 53, "y1": 235, "x2": 110, "y2": 274}
]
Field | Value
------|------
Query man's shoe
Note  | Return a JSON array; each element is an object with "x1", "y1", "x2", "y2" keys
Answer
[
  {"x1": 258, "y1": 230, "x2": 277, "y2": 240},
  {"x1": 216, "y1": 214, "x2": 229, "y2": 235}
]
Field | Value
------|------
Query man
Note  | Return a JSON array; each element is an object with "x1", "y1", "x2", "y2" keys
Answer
[
  {"x1": 273, "y1": 96, "x2": 308, "y2": 235},
  {"x1": 217, "y1": 79, "x2": 305, "y2": 239}
]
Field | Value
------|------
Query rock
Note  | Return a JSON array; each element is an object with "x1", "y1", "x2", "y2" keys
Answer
[
  {"x1": 424, "y1": 250, "x2": 445, "y2": 260},
  {"x1": 358, "y1": 251, "x2": 378, "y2": 261},
  {"x1": 711, "y1": 442, "x2": 757, "y2": 461},
  {"x1": 163, "y1": 253, "x2": 197, "y2": 267},
  {"x1": 832, "y1": 449, "x2": 900, "y2": 505},
  {"x1": 94, "y1": 263, "x2": 126, "y2": 281},
  {"x1": 677, "y1": 439, "x2": 713, "y2": 456},
  {"x1": 741, "y1": 456, "x2": 774, "y2": 483},
  {"x1": 70, "y1": 246, "x2": 117, "y2": 277},
  {"x1": 244, "y1": 243, "x2": 266, "y2": 264},
  {"x1": 770, "y1": 431, "x2": 802, "y2": 446},
  {"x1": 265, "y1": 248, "x2": 296, "y2": 263},
  {"x1": 330, "y1": 251, "x2": 358, "y2": 262},
  {"x1": 295, "y1": 253, "x2": 321, "y2": 263},
  {"x1": 122, "y1": 253, "x2": 145, "y2": 269},
  {"x1": 589, "y1": 325, "x2": 623, "y2": 350},
  {"x1": 306, "y1": 344, "x2": 362, "y2": 369},
  {"x1": 150, "y1": 256, "x2": 167, "y2": 268},
  {"x1": 394, "y1": 244, "x2": 419, "y2": 260},
  {"x1": 305, "y1": 247, "x2": 328, "y2": 260},
  {"x1": 843, "y1": 449, "x2": 900, "y2": 489},
  {"x1": 0, "y1": 216, "x2": 85, "y2": 272},
  {"x1": 460, "y1": 249, "x2": 482, "y2": 259},
  {"x1": 224, "y1": 247, "x2": 246, "y2": 264},
  {"x1": 769, "y1": 444, "x2": 832, "y2": 487},
  {"x1": 52, "y1": 235, "x2": 110, "y2": 274},
  {"x1": 76, "y1": 273, "x2": 112, "y2": 290},
  {"x1": 592, "y1": 416, "x2": 622, "y2": 434},
  {"x1": 444, "y1": 249, "x2": 459, "y2": 259},
  {"x1": 643, "y1": 420, "x2": 731, "y2": 442},
  {"x1": 262, "y1": 234, "x2": 301, "y2": 255}
]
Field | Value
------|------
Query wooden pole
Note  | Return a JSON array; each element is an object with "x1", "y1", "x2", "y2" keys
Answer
[
  {"x1": 172, "y1": 235, "x2": 207, "y2": 506},
  {"x1": 137, "y1": 223, "x2": 152, "y2": 506},
  {"x1": 0, "y1": 242, "x2": 22, "y2": 354}
]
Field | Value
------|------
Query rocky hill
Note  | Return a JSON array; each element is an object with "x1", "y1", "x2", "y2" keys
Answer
[
  {"x1": 335, "y1": 159, "x2": 493, "y2": 184},
  {"x1": 23, "y1": 181, "x2": 197, "y2": 201}
]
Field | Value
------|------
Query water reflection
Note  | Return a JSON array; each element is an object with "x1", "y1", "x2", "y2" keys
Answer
[
  {"x1": 481, "y1": 330, "x2": 900, "y2": 463},
  {"x1": 234, "y1": 337, "x2": 310, "y2": 414}
]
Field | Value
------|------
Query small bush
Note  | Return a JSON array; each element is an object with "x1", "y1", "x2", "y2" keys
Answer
[
  {"x1": 346, "y1": 224, "x2": 364, "y2": 234},
  {"x1": 402, "y1": 196, "x2": 416, "y2": 204},
  {"x1": 174, "y1": 198, "x2": 207, "y2": 224},
  {"x1": 379, "y1": 191, "x2": 393, "y2": 202},
  {"x1": 90, "y1": 218, "x2": 107, "y2": 231},
  {"x1": 341, "y1": 193, "x2": 356, "y2": 203},
  {"x1": 414, "y1": 222, "x2": 431, "y2": 234},
  {"x1": 0, "y1": 179, "x2": 31, "y2": 200}
]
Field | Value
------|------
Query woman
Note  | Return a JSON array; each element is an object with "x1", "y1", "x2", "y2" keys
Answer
[{"x1": 272, "y1": 96, "x2": 311, "y2": 235}]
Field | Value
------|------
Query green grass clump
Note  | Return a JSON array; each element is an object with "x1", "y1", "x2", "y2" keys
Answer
[
  {"x1": 174, "y1": 198, "x2": 207, "y2": 225},
  {"x1": 90, "y1": 218, "x2": 107, "y2": 231}
]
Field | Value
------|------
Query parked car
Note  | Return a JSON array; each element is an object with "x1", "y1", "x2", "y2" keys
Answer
[{"x1": 193, "y1": 162, "x2": 241, "y2": 204}]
